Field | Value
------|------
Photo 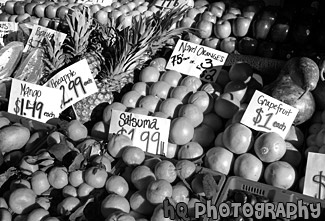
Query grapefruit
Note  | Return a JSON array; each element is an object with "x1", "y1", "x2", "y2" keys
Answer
[
  {"x1": 233, "y1": 153, "x2": 263, "y2": 182},
  {"x1": 204, "y1": 146, "x2": 234, "y2": 175},
  {"x1": 264, "y1": 161, "x2": 296, "y2": 190}
]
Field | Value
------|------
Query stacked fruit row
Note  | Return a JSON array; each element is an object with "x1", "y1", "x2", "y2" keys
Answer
[{"x1": 178, "y1": 0, "x2": 325, "y2": 62}]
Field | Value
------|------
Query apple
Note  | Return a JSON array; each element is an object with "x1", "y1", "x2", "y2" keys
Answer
[
  {"x1": 237, "y1": 37, "x2": 258, "y2": 55},
  {"x1": 210, "y1": 1, "x2": 225, "y2": 11},
  {"x1": 202, "y1": 37, "x2": 220, "y2": 49},
  {"x1": 242, "y1": 4, "x2": 261, "y2": 20},
  {"x1": 227, "y1": 7, "x2": 241, "y2": 16},
  {"x1": 209, "y1": 5, "x2": 223, "y2": 18},
  {"x1": 232, "y1": 16, "x2": 251, "y2": 37},
  {"x1": 183, "y1": 32, "x2": 202, "y2": 45},
  {"x1": 258, "y1": 9, "x2": 277, "y2": 25},
  {"x1": 221, "y1": 12, "x2": 237, "y2": 21},
  {"x1": 196, "y1": 20, "x2": 213, "y2": 39},
  {"x1": 179, "y1": 17, "x2": 195, "y2": 28},
  {"x1": 200, "y1": 11, "x2": 217, "y2": 24},
  {"x1": 220, "y1": 37, "x2": 236, "y2": 53},
  {"x1": 270, "y1": 22, "x2": 290, "y2": 43},
  {"x1": 214, "y1": 19, "x2": 231, "y2": 39},
  {"x1": 253, "y1": 18, "x2": 272, "y2": 40},
  {"x1": 186, "y1": 7, "x2": 201, "y2": 20},
  {"x1": 257, "y1": 40, "x2": 277, "y2": 58}
]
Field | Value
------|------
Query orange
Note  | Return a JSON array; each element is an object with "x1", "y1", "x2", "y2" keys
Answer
[
  {"x1": 170, "y1": 85, "x2": 193, "y2": 103},
  {"x1": 131, "y1": 165, "x2": 156, "y2": 190},
  {"x1": 47, "y1": 166, "x2": 68, "y2": 189},
  {"x1": 105, "y1": 175, "x2": 129, "y2": 197},
  {"x1": 84, "y1": 166, "x2": 108, "y2": 189},
  {"x1": 33, "y1": 3, "x2": 47, "y2": 17},
  {"x1": 44, "y1": 4, "x2": 58, "y2": 19},
  {"x1": 128, "y1": 107, "x2": 149, "y2": 115},
  {"x1": 233, "y1": 153, "x2": 263, "y2": 182},
  {"x1": 9, "y1": 188, "x2": 36, "y2": 214},
  {"x1": 228, "y1": 62, "x2": 253, "y2": 82},
  {"x1": 102, "y1": 102, "x2": 127, "y2": 124},
  {"x1": 62, "y1": 185, "x2": 77, "y2": 198},
  {"x1": 149, "y1": 81, "x2": 171, "y2": 100},
  {"x1": 121, "y1": 146, "x2": 145, "y2": 166},
  {"x1": 65, "y1": 120, "x2": 88, "y2": 142},
  {"x1": 68, "y1": 170, "x2": 84, "y2": 187},
  {"x1": 202, "y1": 112, "x2": 223, "y2": 133},
  {"x1": 285, "y1": 125, "x2": 304, "y2": 149},
  {"x1": 31, "y1": 170, "x2": 50, "y2": 195},
  {"x1": 172, "y1": 182, "x2": 190, "y2": 204},
  {"x1": 107, "y1": 134, "x2": 133, "y2": 158},
  {"x1": 132, "y1": 82, "x2": 149, "y2": 96},
  {"x1": 139, "y1": 66, "x2": 160, "y2": 83},
  {"x1": 180, "y1": 76, "x2": 202, "y2": 92},
  {"x1": 264, "y1": 161, "x2": 296, "y2": 190},
  {"x1": 204, "y1": 146, "x2": 234, "y2": 175},
  {"x1": 91, "y1": 155, "x2": 112, "y2": 172},
  {"x1": 14, "y1": 1, "x2": 26, "y2": 15},
  {"x1": 223, "y1": 80, "x2": 248, "y2": 102},
  {"x1": 158, "y1": 98, "x2": 182, "y2": 119},
  {"x1": 150, "y1": 57, "x2": 167, "y2": 72},
  {"x1": 129, "y1": 190, "x2": 155, "y2": 215},
  {"x1": 178, "y1": 104, "x2": 203, "y2": 127},
  {"x1": 214, "y1": 92, "x2": 240, "y2": 119},
  {"x1": 254, "y1": 132, "x2": 286, "y2": 163},
  {"x1": 57, "y1": 196, "x2": 80, "y2": 216},
  {"x1": 160, "y1": 70, "x2": 182, "y2": 87},
  {"x1": 91, "y1": 121, "x2": 109, "y2": 140},
  {"x1": 154, "y1": 160, "x2": 177, "y2": 183},
  {"x1": 151, "y1": 111, "x2": 169, "y2": 119},
  {"x1": 26, "y1": 207, "x2": 49, "y2": 221},
  {"x1": 188, "y1": 91, "x2": 214, "y2": 114},
  {"x1": 121, "y1": 90, "x2": 142, "y2": 108},
  {"x1": 177, "y1": 141, "x2": 203, "y2": 160},
  {"x1": 146, "y1": 179, "x2": 173, "y2": 205},
  {"x1": 280, "y1": 142, "x2": 302, "y2": 168},
  {"x1": 94, "y1": 9, "x2": 108, "y2": 25},
  {"x1": 77, "y1": 183, "x2": 94, "y2": 199},
  {"x1": 101, "y1": 193, "x2": 130, "y2": 217},
  {"x1": 223, "y1": 123, "x2": 254, "y2": 154},
  {"x1": 5, "y1": 1, "x2": 15, "y2": 15},
  {"x1": 56, "y1": 5, "x2": 69, "y2": 19},
  {"x1": 169, "y1": 117, "x2": 194, "y2": 145},
  {"x1": 138, "y1": 95, "x2": 161, "y2": 113},
  {"x1": 192, "y1": 124, "x2": 215, "y2": 149},
  {"x1": 175, "y1": 160, "x2": 196, "y2": 180}
]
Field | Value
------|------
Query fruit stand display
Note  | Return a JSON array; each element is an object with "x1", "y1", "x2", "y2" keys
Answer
[{"x1": 0, "y1": 0, "x2": 325, "y2": 220}]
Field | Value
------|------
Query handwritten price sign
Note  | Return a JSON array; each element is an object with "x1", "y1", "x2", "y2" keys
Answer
[
  {"x1": 0, "y1": 22, "x2": 18, "y2": 47},
  {"x1": 45, "y1": 59, "x2": 98, "y2": 111},
  {"x1": 24, "y1": 24, "x2": 66, "y2": 53},
  {"x1": 166, "y1": 40, "x2": 228, "y2": 83},
  {"x1": 8, "y1": 79, "x2": 61, "y2": 123},
  {"x1": 109, "y1": 110, "x2": 171, "y2": 155},
  {"x1": 240, "y1": 90, "x2": 298, "y2": 138},
  {"x1": 304, "y1": 152, "x2": 325, "y2": 200}
]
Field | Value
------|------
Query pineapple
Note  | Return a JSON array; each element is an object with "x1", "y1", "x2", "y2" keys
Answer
[{"x1": 73, "y1": 7, "x2": 190, "y2": 123}]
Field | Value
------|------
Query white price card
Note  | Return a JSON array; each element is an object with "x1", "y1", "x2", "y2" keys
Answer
[
  {"x1": 0, "y1": 22, "x2": 18, "y2": 47},
  {"x1": 109, "y1": 110, "x2": 171, "y2": 155},
  {"x1": 23, "y1": 24, "x2": 66, "y2": 53},
  {"x1": 240, "y1": 90, "x2": 299, "y2": 138},
  {"x1": 8, "y1": 79, "x2": 62, "y2": 123},
  {"x1": 303, "y1": 152, "x2": 325, "y2": 200},
  {"x1": 45, "y1": 59, "x2": 98, "y2": 111},
  {"x1": 166, "y1": 39, "x2": 228, "y2": 83}
]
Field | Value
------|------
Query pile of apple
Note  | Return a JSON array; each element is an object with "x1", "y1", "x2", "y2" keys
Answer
[
  {"x1": 0, "y1": 0, "x2": 155, "y2": 28},
  {"x1": 178, "y1": 0, "x2": 325, "y2": 61}
]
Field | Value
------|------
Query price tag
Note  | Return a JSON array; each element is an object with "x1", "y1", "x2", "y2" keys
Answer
[
  {"x1": 45, "y1": 59, "x2": 98, "y2": 111},
  {"x1": 240, "y1": 90, "x2": 299, "y2": 138},
  {"x1": 23, "y1": 24, "x2": 66, "y2": 53},
  {"x1": 303, "y1": 152, "x2": 325, "y2": 200},
  {"x1": 8, "y1": 79, "x2": 62, "y2": 123},
  {"x1": 0, "y1": 22, "x2": 18, "y2": 47},
  {"x1": 76, "y1": 0, "x2": 113, "y2": 6},
  {"x1": 109, "y1": 110, "x2": 171, "y2": 155},
  {"x1": 166, "y1": 39, "x2": 228, "y2": 83}
]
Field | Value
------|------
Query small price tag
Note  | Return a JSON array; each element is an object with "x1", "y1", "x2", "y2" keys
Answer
[
  {"x1": 0, "y1": 22, "x2": 18, "y2": 47},
  {"x1": 8, "y1": 79, "x2": 62, "y2": 123},
  {"x1": 109, "y1": 110, "x2": 171, "y2": 155},
  {"x1": 45, "y1": 59, "x2": 98, "y2": 111},
  {"x1": 303, "y1": 152, "x2": 325, "y2": 200},
  {"x1": 240, "y1": 90, "x2": 299, "y2": 138},
  {"x1": 166, "y1": 39, "x2": 228, "y2": 83},
  {"x1": 23, "y1": 24, "x2": 66, "y2": 53}
]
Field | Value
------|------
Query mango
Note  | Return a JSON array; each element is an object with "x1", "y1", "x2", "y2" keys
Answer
[{"x1": 0, "y1": 125, "x2": 30, "y2": 154}]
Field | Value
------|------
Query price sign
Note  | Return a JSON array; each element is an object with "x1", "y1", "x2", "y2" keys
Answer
[
  {"x1": 109, "y1": 110, "x2": 171, "y2": 155},
  {"x1": 166, "y1": 39, "x2": 228, "y2": 83},
  {"x1": 45, "y1": 59, "x2": 98, "y2": 111},
  {"x1": 0, "y1": 22, "x2": 18, "y2": 47},
  {"x1": 240, "y1": 90, "x2": 299, "y2": 138},
  {"x1": 7, "y1": 79, "x2": 62, "y2": 123},
  {"x1": 0, "y1": 0, "x2": 7, "y2": 9},
  {"x1": 303, "y1": 152, "x2": 325, "y2": 200},
  {"x1": 23, "y1": 24, "x2": 66, "y2": 53}
]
